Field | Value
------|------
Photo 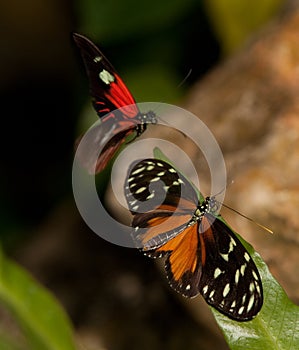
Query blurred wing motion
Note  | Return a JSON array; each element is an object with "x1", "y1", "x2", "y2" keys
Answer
[
  {"x1": 73, "y1": 33, "x2": 156, "y2": 173},
  {"x1": 125, "y1": 158, "x2": 263, "y2": 321}
]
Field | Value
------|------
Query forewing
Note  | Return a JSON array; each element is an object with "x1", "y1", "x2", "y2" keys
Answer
[
  {"x1": 198, "y1": 213, "x2": 263, "y2": 321},
  {"x1": 125, "y1": 158, "x2": 198, "y2": 249},
  {"x1": 73, "y1": 33, "x2": 138, "y2": 118}
]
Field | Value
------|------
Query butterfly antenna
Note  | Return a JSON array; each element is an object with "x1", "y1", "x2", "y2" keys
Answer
[
  {"x1": 221, "y1": 203, "x2": 273, "y2": 234},
  {"x1": 177, "y1": 69, "x2": 193, "y2": 88},
  {"x1": 214, "y1": 179, "x2": 273, "y2": 234}
]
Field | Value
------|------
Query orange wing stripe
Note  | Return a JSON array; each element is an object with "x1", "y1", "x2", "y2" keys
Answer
[{"x1": 158, "y1": 224, "x2": 199, "y2": 281}]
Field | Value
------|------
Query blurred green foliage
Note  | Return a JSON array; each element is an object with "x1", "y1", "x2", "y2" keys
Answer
[
  {"x1": 0, "y1": 246, "x2": 76, "y2": 350},
  {"x1": 75, "y1": 0, "x2": 195, "y2": 41},
  {"x1": 204, "y1": 0, "x2": 284, "y2": 54}
]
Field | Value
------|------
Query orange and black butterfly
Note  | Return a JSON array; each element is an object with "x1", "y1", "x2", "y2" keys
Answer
[
  {"x1": 73, "y1": 33, "x2": 156, "y2": 173},
  {"x1": 124, "y1": 158, "x2": 263, "y2": 321}
]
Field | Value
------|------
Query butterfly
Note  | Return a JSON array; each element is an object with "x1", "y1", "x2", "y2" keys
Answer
[
  {"x1": 73, "y1": 33, "x2": 157, "y2": 173},
  {"x1": 124, "y1": 158, "x2": 263, "y2": 321}
]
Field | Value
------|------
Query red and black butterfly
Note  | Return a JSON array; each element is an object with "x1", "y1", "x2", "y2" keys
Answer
[
  {"x1": 124, "y1": 158, "x2": 263, "y2": 321},
  {"x1": 73, "y1": 33, "x2": 157, "y2": 173}
]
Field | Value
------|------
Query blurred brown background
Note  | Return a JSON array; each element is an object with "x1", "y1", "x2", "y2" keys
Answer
[{"x1": 1, "y1": 0, "x2": 298, "y2": 349}]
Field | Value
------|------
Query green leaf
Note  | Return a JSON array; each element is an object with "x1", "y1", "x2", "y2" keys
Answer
[
  {"x1": 153, "y1": 147, "x2": 299, "y2": 349},
  {"x1": 0, "y1": 247, "x2": 76, "y2": 350},
  {"x1": 212, "y1": 231, "x2": 299, "y2": 350}
]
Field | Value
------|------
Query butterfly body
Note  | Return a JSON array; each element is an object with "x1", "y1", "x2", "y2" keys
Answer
[
  {"x1": 125, "y1": 158, "x2": 263, "y2": 321},
  {"x1": 73, "y1": 33, "x2": 157, "y2": 173}
]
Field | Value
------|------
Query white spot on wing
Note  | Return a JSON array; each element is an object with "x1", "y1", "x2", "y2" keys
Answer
[
  {"x1": 99, "y1": 69, "x2": 115, "y2": 84},
  {"x1": 151, "y1": 177, "x2": 160, "y2": 182},
  {"x1": 131, "y1": 166, "x2": 145, "y2": 175},
  {"x1": 220, "y1": 253, "x2": 229, "y2": 262},
  {"x1": 214, "y1": 267, "x2": 222, "y2": 279},
  {"x1": 93, "y1": 56, "x2": 102, "y2": 63},
  {"x1": 252, "y1": 270, "x2": 259, "y2": 281},
  {"x1": 249, "y1": 282, "x2": 255, "y2": 292},
  {"x1": 255, "y1": 282, "x2": 261, "y2": 295},
  {"x1": 202, "y1": 285, "x2": 209, "y2": 294},
  {"x1": 238, "y1": 306, "x2": 245, "y2": 314},
  {"x1": 240, "y1": 263, "x2": 247, "y2": 276},
  {"x1": 247, "y1": 295, "x2": 255, "y2": 312},
  {"x1": 135, "y1": 187, "x2": 146, "y2": 194},
  {"x1": 244, "y1": 252, "x2": 250, "y2": 262},
  {"x1": 235, "y1": 269, "x2": 240, "y2": 284},
  {"x1": 228, "y1": 239, "x2": 235, "y2": 253},
  {"x1": 223, "y1": 283, "x2": 230, "y2": 297}
]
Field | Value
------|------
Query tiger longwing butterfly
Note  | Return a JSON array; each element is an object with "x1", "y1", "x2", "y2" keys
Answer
[
  {"x1": 73, "y1": 33, "x2": 157, "y2": 173},
  {"x1": 125, "y1": 158, "x2": 263, "y2": 321}
]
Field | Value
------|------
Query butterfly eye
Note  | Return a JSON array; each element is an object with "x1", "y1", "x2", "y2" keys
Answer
[{"x1": 208, "y1": 197, "x2": 220, "y2": 214}]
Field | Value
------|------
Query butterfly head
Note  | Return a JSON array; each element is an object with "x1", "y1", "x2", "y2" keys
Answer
[
  {"x1": 135, "y1": 111, "x2": 157, "y2": 136},
  {"x1": 188, "y1": 196, "x2": 220, "y2": 227},
  {"x1": 137, "y1": 111, "x2": 157, "y2": 125},
  {"x1": 197, "y1": 196, "x2": 219, "y2": 216},
  {"x1": 206, "y1": 196, "x2": 220, "y2": 214}
]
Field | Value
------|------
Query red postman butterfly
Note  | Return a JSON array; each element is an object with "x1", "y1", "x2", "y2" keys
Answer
[
  {"x1": 73, "y1": 33, "x2": 157, "y2": 173},
  {"x1": 125, "y1": 158, "x2": 263, "y2": 321}
]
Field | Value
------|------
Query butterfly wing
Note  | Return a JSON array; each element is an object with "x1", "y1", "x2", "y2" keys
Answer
[
  {"x1": 197, "y1": 213, "x2": 263, "y2": 321},
  {"x1": 148, "y1": 224, "x2": 203, "y2": 297},
  {"x1": 125, "y1": 158, "x2": 199, "y2": 250},
  {"x1": 73, "y1": 33, "x2": 147, "y2": 173},
  {"x1": 75, "y1": 117, "x2": 136, "y2": 174},
  {"x1": 150, "y1": 213, "x2": 263, "y2": 320},
  {"x1": 73, "y1": 33, "x2": 139, "y2": 119}
]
